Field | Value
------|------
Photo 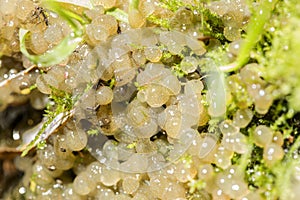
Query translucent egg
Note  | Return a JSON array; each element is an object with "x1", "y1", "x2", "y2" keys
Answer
[
  {"x1": 240, "y1": 63, "x2": 262, "y2": 84},
  {"x1": 197, "y1": 164, "x2": 214, "y2": 181},
  {"x1": 42, "y1": 73, "x2": 60, "y2": 90},
  {"x1": 180, "y1": 56, "x2": 198, "y2": 74},
  {"x1": 222, "y1": 178, "x2": 248, "y2": 199},
  {"x1": 86, "y1": 24, "x2": 109, "y2": 45},
  {"x1": 114, "y1": 66, "x2": 136, "y2": 87},
  {"x1": 219, "y1": 120, "x2": 240, "y2": 135},
  {"x1": 149, "y1": 174, "x2": 170, "y2": 198},
  {"x1": 222, "y1": 132, "x2": 248, "y2": 154},
  {"x1": 184, "y1": 79, "x2": 204, "y2": 96},
  {"x1": 132, "y1": 49, "x2": 146, "y2": 65},
  {"x1": 165, "y1": 116, "x2": 182, "y2": 138},
  {"x1": 44, "y1": 24, "x2": 64, "y2": 45},
  {"x1": 216, "y1": 166, "x2": 249, "y2": 198},
  {"x1": 185, "y1": 35, "x2": 206, "y2": 55},
  {"x1": 228, "y1": 39, "x2": 243, "y2": 56},
  {"x1": 37, "y1": 145, "x2": 58, "y2": 168},
  {"x1": 161, "y1": 181, "x2": 186, "y2": 200},
  {"x1": 159, "y1": 31, "x2": 185, "y2": 55},
  {"x1": 207, "y1": 77, "x2": 226, "y2": 117},
  {"x1": 139, "y1": 0, "x2": 156, "y2": 17},
  {"x1": 263, "y1": 143, "x2": 284, "y2": 166},
  {"x1": 100, "y1": 167, "x2": 121, "y2": 186},
  {"x1": 127, "y1": 103, "x2": 150, "y2": 126},
  {"x1": 113, "y1": 83, "x2": 136, "y2": 102},
  {"x1": 83, "y1": 5, "x2": 105, "y2": 20},
  {"x1": 174, "y1": 160, "x2": 197, "y2": 182},
  {"x1": 254, "y1": 89, "x2": 273, "y2": 115},
  {"x1": 140, "y1": 28, "x2": 159, "y2": 47},
  {"x1": 30, "y1": 32, "x2": 49, "y2": 54},
  {"x1": 62, "y1": 185, "x2": 83, "y2": 200},
  {"x1": 213, "y1": 145, "x2": 234, "y2": 169},
  {"x1": 136, "y1": 63, "x2": 170, "y2": 86},
  {"x1": 179, "y1": 96, "x2": 201, "y2": 127},
  {"x1": 253, "y1": 125, "x2": 273, "y2": 147},
  {"x1": 53, "y1": 135, "x2": 75, "y2": 170},
  {"x1": 134, "y1": 117, "x2": 158, "y2": 138},
  {"x1": 272, "y1": 131, "x2": 284, "y2": 146},
  {"x1": 137, "y1": 89, "x2": 147, "y2": 102},
  {"x1": 233, "y1": 108, "x2": 253, "y2": 128},
  {"x1": 122, "y1": 176, "x2": 140, "y2": 194},
  {"x1": 64, "y1": 126, "x2": 88, "y2": 151},
  {"x1": 170, "y1": 7, "x2": 194, "y2": 29},
  {"x1": 73, "y1": 172, "x2": 96, "y2": 195},
  {"x1": 93, "y1": 25, "x2": 110, "y2": 41},
  {"x1": 120, "y1": 154, "x2": 149, "y2": 173},
  {"x1": 128, "y1": 9, "x2": 146, "y2": 28},
  {"x1": 36, "y1": 74, "x2": 51, "y2": 94},
  {"x1": 198, "y1": 135, "x2": 218, "y2": 160},
  {"x1": 32, "y1": 163, "x2": 54, "y2": 186},
  {"x1": 95, "y1": 86, "x2": 113, "y2": 105},
  {"x1": 93, "y1": 187, "x2": 115, "y2": 200},
  {"x1": 134, "y1": 182, "x2": 156, "y2": 199},
  {"x1": 93, "y1": 15, "x2": 118, "y2": 35},
  {"x1": 144, "y1": 47, "x2": 162, "y2": 62},
  {"x1": 159, "y1": 74, "x2": 181, "y2": 95},
  {"x1": 145, "y1": 84, "x2": 170, "y2": 107},
  {"x1": 211, "y1": 188, "x2": 231, "y2": 200}
]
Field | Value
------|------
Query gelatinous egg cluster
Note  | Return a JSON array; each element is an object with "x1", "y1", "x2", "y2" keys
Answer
[
  {"x1": 0, "y1": 0, "x2": 291, "y2": 200},
  {"x1": 70, "y1": 27, "x2": 209, "y2": 173}
]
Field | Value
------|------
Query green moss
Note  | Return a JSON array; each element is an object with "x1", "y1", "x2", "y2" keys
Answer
[
  {"x1": 126, "y1": 142, "x2": 137, "y2": 149},
  {"x1": 147, "y1": 15, "x2": 171, "y2": 29},
  {"x1": 21, "y1": 87, "x2": 75, "y2": 156},
  {"x1": 147, "y1": 0, "x2": 226, "y2": 41},
  {"x1": 198, "y1": 7, "x2": 226, "y2": 42},
  {"x1": 87, "y1": 129, "x2": 99, "y2": 136},
  {"x1": 262, "y1": 0, "x2": 300, "y2": 111},
  {"x1": 188, "y1": 179, "x2": 206, "y2": 194},
  {"x1": 171, "y1": 63, "x2": 187, "y2": 78},
  {"x1": 157, "y1": 0, "x2": 185, "y2": 12}
]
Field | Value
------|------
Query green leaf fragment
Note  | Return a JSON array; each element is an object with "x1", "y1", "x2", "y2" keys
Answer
[
  {"x1": 220, "y1": 0, "x2": 278, "y2": 72},
  {"x1": 19, "y1": 29, "x2": 82, "y2": 67},
  {"x1": 127, "y1": 142, "x2": 137, "y2": 149},
  {"x1": 106, "y1": 8, "x2": 129, "y2": 24},
  {"x1": 53, "y1": 0, "x2": 93, "y2": 9},
  {"x1": 87, "y1": 129, "x2": 99, "y2": 135}
]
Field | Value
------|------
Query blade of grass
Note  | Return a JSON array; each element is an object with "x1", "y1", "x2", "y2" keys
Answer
[
  {"x1": 19, "y1": 28, "x2": 82, "y2": 67},
  {"x1": 220, "y1": 0, "x2": 278, "y2": 72},
  {"x1": 106, "y1": 8, "x2": 129, "y2": 24}
]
